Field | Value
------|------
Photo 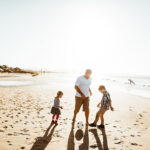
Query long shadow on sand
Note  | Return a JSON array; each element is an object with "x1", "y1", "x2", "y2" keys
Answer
[
  {"x1": 89, "y1": 128, "x2": 109, "y2": 150},
  {"x1": 31, "y1": 123, "x2": 57, "y2": 150},
  {"x1": 67, "y1": 123, "x2": 109, "y2": 150},
  {"x1": 67, "y1": 123, "x2": 89, "y2": 150}
]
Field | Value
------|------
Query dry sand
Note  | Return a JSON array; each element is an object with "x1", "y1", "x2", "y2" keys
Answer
[{"x1": 0, "y1": 73, "x2": 150, "y2": 150}]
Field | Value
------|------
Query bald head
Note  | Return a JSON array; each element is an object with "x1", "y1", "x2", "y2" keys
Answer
[{"x1": 84, "y1": 69, "x2": 92, "y2": 78}]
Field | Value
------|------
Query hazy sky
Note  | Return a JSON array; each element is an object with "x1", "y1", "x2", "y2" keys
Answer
[{"x1": 0, "y1": 0, "x2": 150, "y2": 74}]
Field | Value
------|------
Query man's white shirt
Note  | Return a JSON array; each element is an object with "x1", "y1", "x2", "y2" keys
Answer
[{"x1": 75, "y1": 75, "x2": 92, "y2": 98}]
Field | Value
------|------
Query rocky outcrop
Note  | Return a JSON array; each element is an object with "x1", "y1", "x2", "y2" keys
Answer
[{"x1": 0, "y1": 65, "x2": 39, "y2": 76}]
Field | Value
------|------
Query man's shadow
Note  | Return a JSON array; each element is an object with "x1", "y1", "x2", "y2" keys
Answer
[
  {"x1": 31, "y1": 123, "x2": 57, "y2": 150},
  {"x1": 67, "y1": 123, "x2": 89, "y2": 150},
  {"x1": 67, "y1": 123, "x2": 75, "y2": 150},
  {"x1": 89, "y1": 128, "x2": 109, "y2": 150},
  {"x1": 67, "y1": 123, "x2": 108, "y2": 150}
]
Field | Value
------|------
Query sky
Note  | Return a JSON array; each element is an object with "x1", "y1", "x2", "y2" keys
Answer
[{"x1": 0, "y1": 0, "x2": 150, "y2": 75}]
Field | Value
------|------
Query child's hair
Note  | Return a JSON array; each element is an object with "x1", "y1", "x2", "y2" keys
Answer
[
  {"x1": 98, "y1": 85, "x2": 106, "y2": 90},
  {"x1": 57, "y1": 91, "x2": 63, "y2": 96}
]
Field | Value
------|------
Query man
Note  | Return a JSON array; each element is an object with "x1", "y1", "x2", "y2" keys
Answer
[{"x1": 72, "y1": 69, "x2": 92, "y2": 125}]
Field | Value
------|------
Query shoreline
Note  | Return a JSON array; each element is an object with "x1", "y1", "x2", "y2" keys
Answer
[{"x1": 0, "y1": 72, "x2": 150, "y2": 99}]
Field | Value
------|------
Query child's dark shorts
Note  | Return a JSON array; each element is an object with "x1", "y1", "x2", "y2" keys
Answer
[{"x1": 51, "y1": 107, "x2": 61, "y2": 115}]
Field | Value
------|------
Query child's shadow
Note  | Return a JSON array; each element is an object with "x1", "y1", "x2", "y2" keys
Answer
[
  {"x1": 89, "y1": 128, "x2": 109, "y2": 150},
  {"x1": 31, "y1": 123, "x2": 57, "y2": 150},
  {"x1": 67, "y1": 123, "x2": 109, "y2": 150}
]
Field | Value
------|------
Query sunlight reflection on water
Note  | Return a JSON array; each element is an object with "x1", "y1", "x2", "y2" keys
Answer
[{"x1": 0, "y1": 81, "x2": 32, "y2": 86}]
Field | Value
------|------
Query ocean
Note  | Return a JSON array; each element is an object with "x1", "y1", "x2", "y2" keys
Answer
[
  {"x1": 0, "y1": 73, "x2": 149, "y2": 99},
  {"x1": 100, "y1": 75, "x2": 150, "y2": 98}
]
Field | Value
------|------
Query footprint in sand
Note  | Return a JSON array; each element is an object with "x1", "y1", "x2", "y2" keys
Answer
[
  {"x1": 133, "y1": 124, "x2": 137, "y2": 126},
  {"x1": 20, "y1": 146, "x2": 25, "y2": 149},
  {"x1": 3, "y1": 126, "x2": 8, "y2": 129},
  {"x1": 9, "y1": 125, "x2": 13, "y2": 128},
  {"x1": 115, "y1": 120, "x2": 120, "y2": 122},
  {"x1": 122, "y1": 136, "x2": 126, "y2": 138},
  {"x1": 114, "y1": 137, "x2": 119, "y2": 140},
  {"x1": 0, "y1": 129, "x2": 4, "y2": 132},
  {"x1": 105, "y1": 123, "x2": 109, "y2": 125},
  {"x1": 131, "y1": 143, "x2": 138, "y2": 146},
  {"x1": 115, "y1": 141, "x2": 123, "y2": 144},
  {"x1": 139, "y1": 114, "x2": 143, "y2": 118}
]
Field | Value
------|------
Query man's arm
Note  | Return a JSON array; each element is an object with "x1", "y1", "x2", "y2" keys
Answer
[
  {"x1": 89, "y1": 88, "x2": 92, "y2": 96},
  {"x1": 75, "y1": 85, "x2": 85, "y2": 99}
]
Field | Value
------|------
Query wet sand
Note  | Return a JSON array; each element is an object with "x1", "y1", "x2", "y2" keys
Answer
[{"x1": 0, "y1": 73, "x2": 150, "y2": 150}]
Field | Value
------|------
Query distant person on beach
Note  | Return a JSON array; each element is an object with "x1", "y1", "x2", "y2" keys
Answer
[
  {"x1": 89, "y1": 85, "x2": 114, "y2": 129},
  {"x1": 51, "y1": 91, "x2": 63, "y2": 125},
  {"x1": 128, "y1": 79, "x2": 135, "y2": 85},
  {"x1": 72, "y1": 69, "x2": 92, "y2": 125}
]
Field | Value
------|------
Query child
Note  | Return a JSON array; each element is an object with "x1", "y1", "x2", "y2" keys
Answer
[
  {"x1": 89, "y1": 85, "x2": 114, "y2": 128},
  {"x1": 51, "y1": 91, "x2": 63, "y2": 125}
]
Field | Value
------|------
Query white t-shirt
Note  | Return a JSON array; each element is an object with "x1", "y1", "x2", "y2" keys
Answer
[{"x1": 75, "y1": 75, "x2": 92, "y2": 97}]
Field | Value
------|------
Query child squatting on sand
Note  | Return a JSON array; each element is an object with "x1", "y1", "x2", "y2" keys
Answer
[
  {"x1": 51, "y1": 91, "x2": 63, "y2": 125},
  {"x1": 89, "y1": 85, "x2": 114, "y2": 128}
]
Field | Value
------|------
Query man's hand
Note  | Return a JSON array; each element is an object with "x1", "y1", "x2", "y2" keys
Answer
[
  {"x1": 81, "y1": 94, "x2": 85, "y2": 100},
  {"x1": 75, "y1": 85, "x2": 85, "y2": 100},
  {"x1": 89, "y1": 88, "x2": 92, "y2": 96},
  {"x1": 110, "y1": 106, "x2": 114, "y2": 111},
  {"x1": 97, "y1": 103, "x2": 101, "y2": 108},
  {"x1": 90, "y1": 91, "x2": 92, "y2": 96}
]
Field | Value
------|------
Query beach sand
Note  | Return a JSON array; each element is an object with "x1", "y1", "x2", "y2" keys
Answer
[{"x1": 0, "y1": 73, "x2": 150, "y2": 150}]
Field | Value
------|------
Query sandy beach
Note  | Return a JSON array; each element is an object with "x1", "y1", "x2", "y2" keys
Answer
[{"x1": 0, "y1": 73, "x2": 150, "y2": 150}]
